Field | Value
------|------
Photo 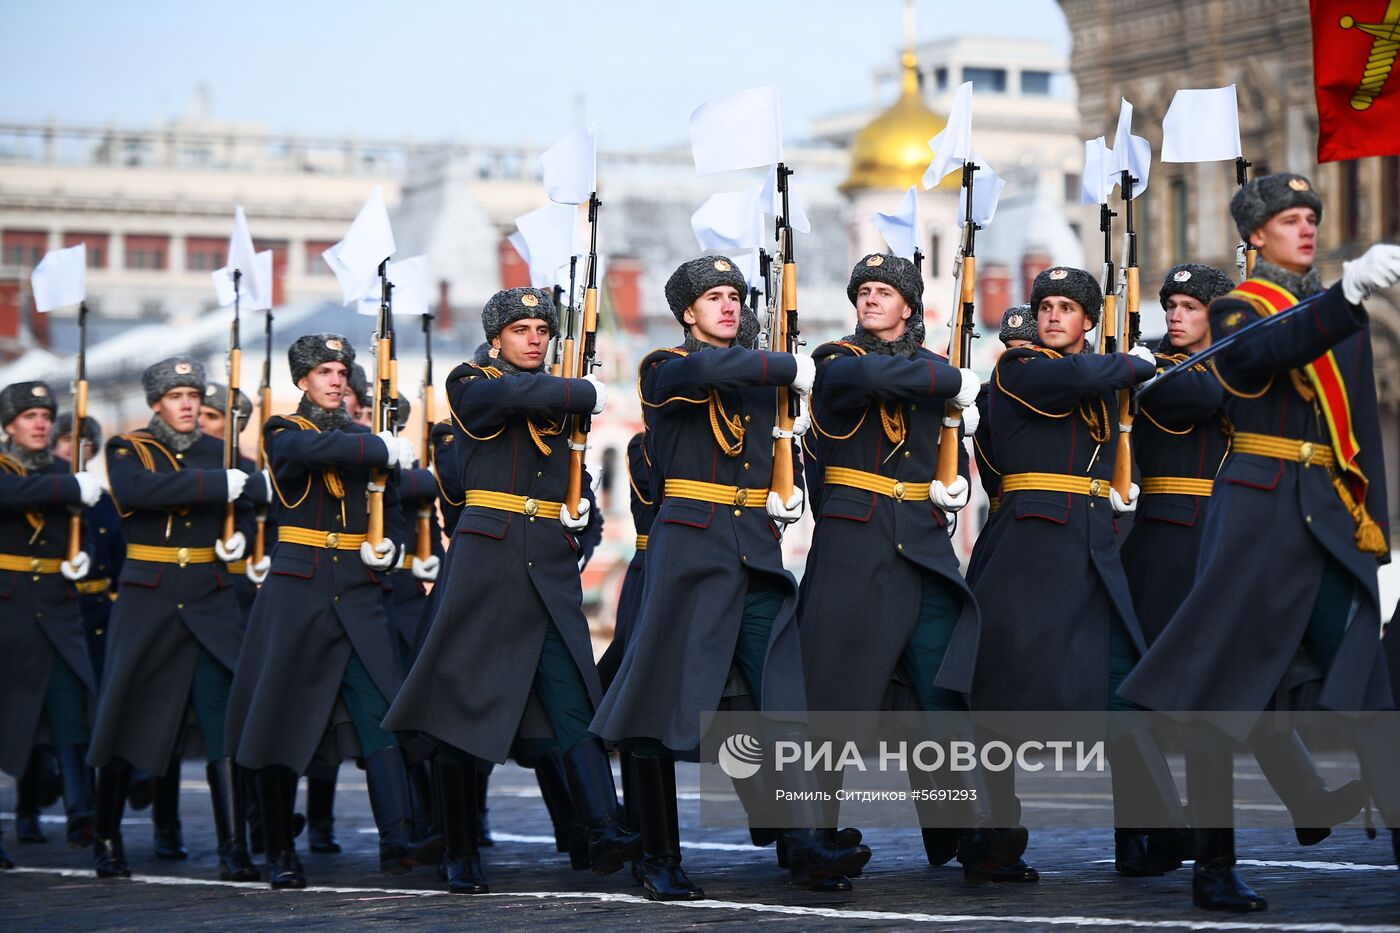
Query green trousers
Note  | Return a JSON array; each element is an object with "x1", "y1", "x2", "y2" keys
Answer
[{"x1": 44, "y1": 654, "x2": 90, "y2": 746}]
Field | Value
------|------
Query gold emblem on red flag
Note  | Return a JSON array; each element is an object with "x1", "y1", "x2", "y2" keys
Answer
[{"x1": 1340, "y1": 2, "x2": 1400, "y2": 111}]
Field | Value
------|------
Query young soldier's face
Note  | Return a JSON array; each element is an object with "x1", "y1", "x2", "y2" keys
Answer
[
  {"x1": 5, "y1": 408, "x2": 52, "y2": 452},
  {"x1": 683, "y1": 287, "x2": 742, "y2": 346},
  {"x1": 1164, "y1": 295, "x2": 1211, "y2": 354},
  {"x1": 199, "y1": 405, "x2": 226, "y2": 439},
  {"x1": 51, "y1": 434, "x2": 93, "y2": 463},
  {"x1": 492, "y1": 319, "x2": 551, "y2": 371},
  {"x1": 1036, "y1": 297, "x2": 1093, "y2": 353},
  {"x1": 353, "y1": 405, "x2": 374, "y2": 428},
  {"x1": 856, "y1": 282, "x2": 911, "y2": 341},
  {"x1": 1249, "y1": 207, "x2": 1317, "y2": 274},
  {"x1": 297, "y1": 362, "x2": 348, "y2": 412},
  {"x1": 153, "y1": 387, "x2": 201, "y2": 434}
]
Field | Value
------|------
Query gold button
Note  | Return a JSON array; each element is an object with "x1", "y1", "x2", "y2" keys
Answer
[
  {"x1": 537, "y1": 471, "x2": 543, "y2": 477},
  {"x1": 893, "y1": 481, "x2": 906, "y2": 501},
  {"x1": 529, "y1": 516, "x2": 536, "y2": 522},
  {"x1": 527, "y1": 561, "x2": 533, "y2": 568},
  {"x1": 910, "y1": 404, "x2": 918, "y2": 412},
  {"x1": 177, "y1": 603, "x2": 184, "y2": 609},
  {"x1": 741, "y1": 555, "x2": 748, "y2": 562},
  {"x1": 743, "y1": 462, "x2": 750, "y2": 470},
  {"x1": 332, "y1": 555, "x2": 338, "y2": 562},
  {"x1": 734, "y1": 509, "x2": 742, "y2": 516},
  {"x1": 523, "y1": 498, "x2": 539, "y2": 517},
  {"x1": 735, "y1": 489, "x2": 749, "y2": 506},
  {"x1": 35, "y1": 611, "x2": 42, "y2": 619},
  {"x1": 32, "y1": 575, "x2": 40, "y2": 582},
  {"x1": 1299, "y1": 442, "x2": 1315, "y2": 465},
  {"x1": 903, "y1": 451, "x2": 911, "y2": 458},
  {"x1": 1305, "y1": 515, "x2": 1312, "y2": 524},
  {"x1": 99, "y1": 527, "x2": 106, "y2": 535},
  {"x1": 897, "y1": 543, "x2": 904, "y2": 550},
  {"x1": 333, "y1": 596, "x2": 340, "y2": 603},
  {"x1": 326, "y1": 533, "x2": 340, "y2": 548},
  {"x1": 175, "y1": 453, "x2": 183, "y2": 460},
  {"x1": 744, "y1": 415, "x2": 751, "y2": 423},
  {"x1": 29, "y1": 558, "x2": 42, "y2": 572},
  {"x1": 176, "y1": 547, "x2": 190, "y2": 567}
]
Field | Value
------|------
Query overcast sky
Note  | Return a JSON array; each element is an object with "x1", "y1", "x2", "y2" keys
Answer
[{"x1": 4, "y1": 0, "x2": 1071, "y2": 149}]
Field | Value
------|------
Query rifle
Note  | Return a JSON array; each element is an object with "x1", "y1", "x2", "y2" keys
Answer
[
  {"x1": 560, "y1": 256, "x2": 580, "y2": 379},
  {"x1": 415, "y1": 311, "x2": 435, "y2": 561},
  {"x1": 936, "y1": 160, "x2": 979, "y2": 486},
  {"x1": 549, "y1": 284, "x2": 565, "y2": 376},
  {"x1": 66, "y1": 300, "x2": 89, "y2": 562},
  {"x1": 367, "y1": 260, "x2": 396, "y2": 547},
  {"x1": 1096, "y1": 203, "x2": 1118, "y2": 355},
  {"x1": 1111, "y1": 169, "x2": 1140, "y2": 503},
  {"x1": 564, "y1": 194, "x2": 601, "y2": 520},
  {"x1": 222, "y1": 270, "x2": 243, "y2": 544},
  {"x1": 768, "y1": 164, "x2": 800, "y2": 502},
  {"x1": 251, "y1": 306, "x2": 273, "y2": 566},
  {"x1": 1236, "y1": 157, "x2": 1256, "y2": 281}
]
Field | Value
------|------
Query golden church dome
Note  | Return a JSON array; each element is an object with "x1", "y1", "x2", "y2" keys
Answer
[{"x1": 840, "y1": 52, "x2": 955, "y2": 193}]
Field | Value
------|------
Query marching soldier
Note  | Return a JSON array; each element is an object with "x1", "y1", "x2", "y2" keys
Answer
[
  {"x1": 0, "y1": 382, "x2": 102, "y2": 863},
  {"x1": 383, "y1": 288, "x2": 637, "y2": 895},
  {"x1": 799, "y1": 253, "x2": 1028, "y2": 881},
  {"x1": 967, "y1": 267, "x2": 1190, "y2": 879},
  {"x1": 1121, "y1": 175, "x2": 1400, "y2": 910},
  {"x1": 224, "y1": 334, "x2": 439, "y2": 888},
  {"x1": 86, "y1": 358, "x2": 260, "y2": 881},
  {"x1": 591, "y1": 256, "x2": 871, "y2": 899}
]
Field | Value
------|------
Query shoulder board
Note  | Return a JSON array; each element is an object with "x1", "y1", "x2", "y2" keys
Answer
[
  {"x1": 115, "y1": 432, "x2": 177, "y2": 471},
  {"x1": 639, "y1": 346, "x2": 687, "y2": 376},
  {"x1": 0, "y1": 452, "x2": 23, "y2": 476},
  {"x1": 464, "y1": 362, "x2": 503, "y2": 380},
  {"x1": 1002, "y1": 345, "x2": 1061, "y2": 363},
  {"x1": 283, "y1": 415, "x2": 320, "y2": 433},
  {"x1": 816, "y1": 340, "x2": 863, "y2": 359}
]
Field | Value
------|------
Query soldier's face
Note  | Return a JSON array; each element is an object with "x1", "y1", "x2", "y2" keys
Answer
[
  {"x1": 1036, "y1": 297, "x2": 1093, "y2": 353},
  {"x1": 199, "y1": 405, "x2": 226, "y2": 439},
  {"x1": 684, "y1": 287, "x2": 742, "y2": 347},
  {"x1": 856, "y1": 282, "x2": 911, "y2": 341},
  {"x1": 5, "y1": 408, "x2": 52, "y2": 452},
  {"x1": 153, "y1": 387, "x2": 201, "y2": 433},
  {"x1": 297, "y1": 363, "x2": 348, "y2": 412},
  {"x1": 492, "y1": 319, "x2": 551, "y2": 371},
  {"x1": 1164, "y1": 295, "x2": 1210, "y2": 354},
  {"x1": 1249, "y1": 207, "x2": 1317, "y2": 274},
  {"x1": 52, "y1": 435, "x2": 93, "y2": 462}
]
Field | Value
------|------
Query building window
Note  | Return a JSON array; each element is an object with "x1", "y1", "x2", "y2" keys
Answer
[
  {"x1": 185, "y1": 236, "x2": 225, "y2": 272},
  {"x1": 1383, "y1": 157, "x2": 1400, "y2": 238},
  {"x1": 3, "y1": 230, "x2": 47, "y2": 267},
  {"x1": 962, "y1": 67, "x2": 1007, "y2": 93},
  {"x1": 1171, "y1": 177, "x2": 1189, "y2": 263},
  {"x1": 929, "y1": 231, "x2": 941, "y2": 279},
  {"x1": 62, "y1": 232, "x2": 109, "y2": 269},
  {"x1": 125, "y1": 234, "x2": 169, "y2": 271},
  {"x1": 933, "y1": 67, "x2": 947, "y2": 92},
  {"x1": 1021, "y1": 70, "x2": 1052, "y2": 96},
  {"x1": 306, "y1": 241, "x2": 338, "y2": 276},
  {"x1": 1339, "y1": 160, "x2": 1362, "y2": 243},
  {"x1": 1064, "y1": 173, "x2": 1081, "y2": 203}
]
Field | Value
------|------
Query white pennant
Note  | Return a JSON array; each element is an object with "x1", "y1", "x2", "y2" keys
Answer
[
  {"x1": 513, "y1": 203, "x2": 579, "y2": 289},
  {"x1": 1110, "y1": 99, "x2": 1152, "y2": 199},
  {"x1": 31, "y1": 244, "x2": 86, "y2": 312},
  {"x1": 871, "y1": 186, "x2": 921, "y2": 259},
  {"x1": 540, "y1": 125, "x2": 597, "y2": 205},
  {"x1": 957, "y1": 156, "x2": 1006, "y2": 228},
  {"x1": 923, "y1": 81, "x2": 973, "y2": 188},
  {"x1": 1161, "y1": 86, "x2": 1242, "y2": 163},
  {"x1": 689, "y1": 86, "x2": 783, "y2": 176},
  {"x1": 357, "y1": 254, "x2": 430, "y2": 317},
  {"x1": 322, "y1": 187, "x2": 397, "y2": 304},
  {"x1": 692, "y1": 187, "x2": 766, "y2": 251},
  {"x1": 1079, "y1": 137, "x2": 1119, "y2": 205}
]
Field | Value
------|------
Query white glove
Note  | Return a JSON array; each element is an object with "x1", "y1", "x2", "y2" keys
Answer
[
  {"x1": 61, "y1": 551, "x2": 91, "y2": 581},
  {"x1": 245, "y1": 556, "x2": 271, "y2": 585},
  {"x1": 929, "y1": 475, "x2": 970, "y2": 512},
  {"x1": 560, "y1": 498, "x2": 591, "y2": 532},
  {"x1": 376, "y1": 431, "x2": 402, "y2": 468},
  {"x1": 74, "y1": 472, "x2": 102, "y2": 507},
  {"x1": 411, "y1": 554, "x2": 440, "y2": 582},
  {"x1": 790, "y1": 353, "x2": 816, "y2": 396},
  {"x1": 396, "y1": 438, "x2": 417, "y2": 470},
  {"x1": 952, "y1": 368, "x2": 979, "y2": 410},
  {"x1": 584, "y1": 374, "x2": 608, "y2": 415},
  {"x1": 259, "y1": 469, "x2": 272, "y2": 502},
  {"x1": 216, "y1": 531, "x2": 247, "y2": 563},
  {"x1": 1127, "y1": 345, "x2": 1156, "y2": 367},
  {"x1": 225, "y1": 469, "x2": 248, "y2": 502},
  {"x1": 790, "y1": 398, "x2": 812, "y2": 438},
  {"x1": 1342, "y1": 244, "x2": 1400, "y2": 304},
  {"x1": 1110, "y1": 482, "x2": 1140, "y2": 515},
  {"x1": 958, "y1": 403, "x2": 981, "y2": 436},
  {"x1": 766, "y1": 488, "x2": 805, "y2": 525},
  {"x1": 359, "y1": 538, "x2": 395, "y2": 569}
]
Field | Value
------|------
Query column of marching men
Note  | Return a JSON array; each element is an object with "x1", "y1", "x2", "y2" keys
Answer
[{"x1": 3, "y1": 173, "x2": 1400, "y2": 914}]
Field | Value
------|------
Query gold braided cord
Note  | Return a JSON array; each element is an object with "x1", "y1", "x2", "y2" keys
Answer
[
  {"x1": 993, "y1": 350, "x2": 1074, "y2": 419},
  {"x1": 1142, "y1": 408, "x2": 1196, "y2": 437},
  {"x1": 972, "y1": 433, "x2": 1000, "y2": 477},
  {"x1": 708, "y1": 393, "x2": 745, "y2": 457},
  {"x1": 626, "y1": 450, "x2": 653, "y2": 507},
  {"x1": 1079, "y1": 396, "x2": 1111, "y2": 444},
  {"x1": 0, "y1": 454, "x2": 45, "y2": 532},
  {"x1": 811, "y1": 404, "x2": 868, "y2": 441},
  {"x1": 878, "y1": 403, "x2": 906, "y2": 445},
  {"x1": 527, "y1": 417, "x2": 564, "y2": 457}
]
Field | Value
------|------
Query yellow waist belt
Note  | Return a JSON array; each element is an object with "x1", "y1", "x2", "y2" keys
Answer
[
  {"x1": 1231, "y1": 432, "x2": 1337, "y2": 469},
  {"x1": 278, "y1": 527, "x2": 367, "y2": 550},
  {"x1": 126, "y1": 544, "x2": 217, "y2": 566},
  {"x1": 664, "y1": 479, "x2": 769, "y2": 508},
  {"x1": 824, "y1": 466, "x2": 931, "y2": 502},
  {"x1": 1000, "y1": 473, "x2": 1112, "y2": 498},
  {"x1": 465, "y1": 490, "x2": 563, "y2": 520},
  {"x1": 1140, "y1": 477, "x2": 1214, "y2": 497},
  {"x1": 225, "y1": 560, "x2": 247, "y2": 574},
  {"x1": 988, "y1": 496, "x2": 1000, "y2": 513},
  {"x1": 0, "y1": 554, "x2": 63, "y2": 573},
  {"x1": 635, "y1": 534, "x2": 648, "y2": 551},
  {"x1": 76, "y1": 578, "x2": 111, "y2": 594}
]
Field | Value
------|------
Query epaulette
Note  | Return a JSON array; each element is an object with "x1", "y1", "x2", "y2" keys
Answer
[
  {"x1": 1002, "y1": 344, "x2": 1062, "y2": 364},
  {"x1": 283, "y1": 414, "x2": 320, "y2": 433},
  {"x1": 0, "y1": 452, "x2": 23, "y2": 476},
  {"x1": 114, "y1": 431, "x2": 179, "y2": 472},
  {"x1": 465, "y1": 362, "x2": 502, "y2": 380},
  {"x1": 817, "y1": 340, "x2": 864, "y2": 360}
]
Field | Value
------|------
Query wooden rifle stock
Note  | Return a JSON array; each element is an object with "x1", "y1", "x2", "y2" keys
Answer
[
  {"x1": 935, "y1": 256, "x2": 973, "y2": 486},
  {"x1": 414, "y1": 383, "x2": 434, "y2": 561},
  {"x1": 366, "y1": 333, "x2": 391, "y2": 546},
  {"x1": 252, "y1": 381, "x2": 271, "y2": 566},
  {"x1": 222, "y1": 345, "x2": 240, "y2": 542},
  {"x1": 66, "y1": 328, "x2": 87, "y2": 563},
  {"x1": 1112, "y1": 266, "x2": 1138, "y2": 501},
  {"x1": 564, "y1": 281, "x2": 598, "y2": 519}
]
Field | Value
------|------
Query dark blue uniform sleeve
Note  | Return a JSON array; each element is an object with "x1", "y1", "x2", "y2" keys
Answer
[
  {"x1": 106, "y1": 437, "x2": 229, "y2": 509},
  {"x1": 1212, "y1": 282, "x2": 1365, "y2": 384},
  {"x1": 649, "y1": 347, "x2": 798, "y2": 400},
  {"x1": 815, "y1": 351, "x2": 963, "y2": 411},
  {"x1": 995, "y1": 349, "x2": 1154, "y2": 413},
  {"x1": 0, "y1": 468, "x2": 84, "y2": 508},
  {"x1": 268, "y1": 424, "x2": 392, "y2": 475},
  {"x1": 446, "y1": 363, "x2": 597, "y2": 435},
  {"x1": 1137, "y1": 357, "x2": 1225, "y2": 427}
]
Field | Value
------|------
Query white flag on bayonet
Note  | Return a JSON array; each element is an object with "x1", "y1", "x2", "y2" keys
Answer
[
  {"x1": 689, "y1": 86, "x2": 783, "y2": 176},
  {"x1": 540, "y1": 125, "x2": 597, "y2": 205},
  {"x1": 871, "y1": 186, "x2": 921, "y2": 258},
  {"x1": 322, "y1": 187, "x2": 397, "y2": 304},
  {"x1": 31, "y1": 244, "x2": 86, "y2": 312},
  {"x1": 1161, "y1": 86, "x2": 1242, "y2": 163},
  {"x1": 1110, "y1": 99, "x2": 1152, "y2": 198},
  {"x1": 357, "y1": 255, "x2": 430, "y2": 317}
]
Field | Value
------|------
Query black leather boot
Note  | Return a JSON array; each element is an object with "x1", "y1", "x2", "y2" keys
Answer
[
  {"x1": 57, "y1": 744, "x2": 96, "y2": 848},
  {"x1": 16, "y1": 749, "x2": 46, "y2": 843},
  {"x1": 1250, "y1": 725, "x2": 1363, "y2": 846},
  {"x1": 306, "y1": 775, "x2": 341, "y2": 854},
  {"x1": 563, "y1": 739, "x2": 642, "y2": 875},
  {"x1": 0, "y1": 826, "x2": 14, "y2": 869},
  {"x1": 152, "y1": 756, "x2": 186, "y2": 860},
  {"x1": 432, "y1": 755, "x2": 489, "y2": 894},
  {"x1": 965, "y1": 766, "x2": 1038, "y2": 883},
  {"x1": 1110, "y1": 724, "x2": 1189, "y2": 875},
  {"x1": 474, "y1": 764, "x2": 493, "y2": 846},
  {"x1": 208, "y1": 759, "x2": 259, "y2": 882},
  {"x1": 126, "y1": 770, "x2": 154, "y2": 812},
  {"x1": 1193, "y1": 828, "x2": 1266, "y2": 912},
  {"x1": 629, "y1": 751, "x2": 704, "y2": 900},
  {"x1": 407, "y1": 759, "x2": 437, "y2": 841},
  {"x1": 365, "y1": 747, "x2": 444, "y2": 874},
  {"x1": 536, "y1": 751, "x2": 585, "y2": 866},
  {"x1": 256, "y1": 766, "x2": 305, "y2": 889},
  {"x1": 92, "y1": 759, "x2": 132, "y2": 878}
]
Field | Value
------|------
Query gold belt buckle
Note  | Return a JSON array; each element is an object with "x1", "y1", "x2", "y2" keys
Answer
[
  {"x1": 1089, "y1": 479, "x2": 1103, "y2": 497},
  {"x1": 892, "y1": 481, "x2": 906, "y2": 501},
  {"x1": 734, "y1": 489, "x2": 749, "y2": 507},
  {"x1": 326, "y1": 532, "x2": 340, "y2": 549},
  {"x1": 1299, "y1": 442, "x2": 1315, "y2": 466},
  {"x1": 176, "y1": 546, "x2": 190, "y2": 568},
  {"x1": 523, "y1": 498, "x2": 539, "y2": 517},
  {"x1": 29, "y1": 557, "x2": 42, "y2": 573}
]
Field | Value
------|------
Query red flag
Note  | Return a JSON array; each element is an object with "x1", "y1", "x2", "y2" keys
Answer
[{"x1": 1312, "y1": 0, "x2": 1400, "y2": 162}]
